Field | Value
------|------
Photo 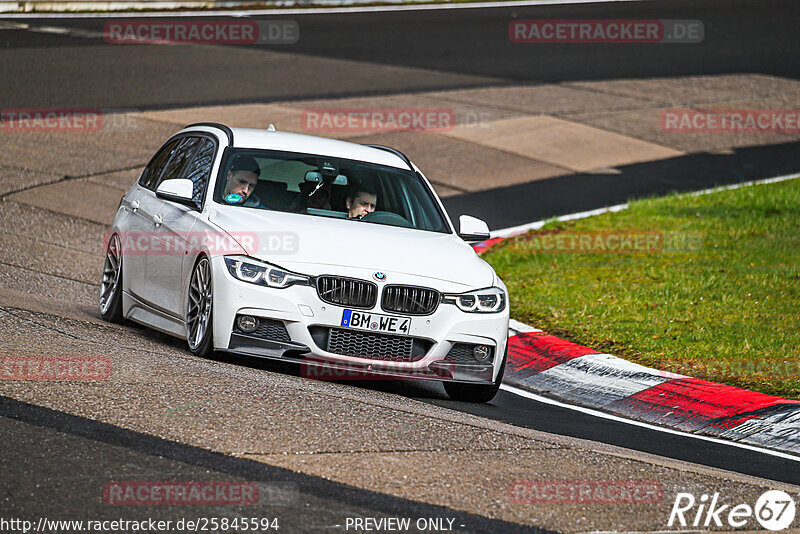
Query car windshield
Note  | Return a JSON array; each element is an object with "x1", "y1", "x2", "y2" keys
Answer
[{"x1": 213, "y1": 148, "x2": 450, "y2": 233}]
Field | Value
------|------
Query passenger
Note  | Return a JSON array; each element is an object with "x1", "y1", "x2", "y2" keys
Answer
[
  {"x1": 346, "y1": 183, "x2": 377, "y2": 219},
  {"x1": 223, "y1": 156, "x2": 261, "y2": 207}
]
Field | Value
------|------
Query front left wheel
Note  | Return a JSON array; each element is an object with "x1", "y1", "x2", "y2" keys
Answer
[
  {"x1": 443, "y1": 346, "x2": 507, "y2": 403},
  {"x1": 187, "y1": 256, "x2": 214, "y2": 358},
  {"x1": 99, "y1": 233, "x2": 124, "y2": 323}
]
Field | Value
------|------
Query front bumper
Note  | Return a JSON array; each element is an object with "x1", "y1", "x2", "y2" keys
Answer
[{"x1": 210, "y1": 257, "x2": 509, "y2": 384}]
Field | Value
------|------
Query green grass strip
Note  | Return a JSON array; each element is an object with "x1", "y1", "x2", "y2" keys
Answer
[{"x1": 486, "y1": 177, "x2": 800, "y2": 400}]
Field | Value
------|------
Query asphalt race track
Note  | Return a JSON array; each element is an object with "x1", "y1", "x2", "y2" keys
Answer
[
  {"x1": 3, "y1": 0, "x2": 800, "y2": 108},
  {"x1": 1, "y1": 0, "x2": 799, "y2": 532}
]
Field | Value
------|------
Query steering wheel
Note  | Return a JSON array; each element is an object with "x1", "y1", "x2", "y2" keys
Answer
[{"x1": 360, "y1": 211, "x2": 413, "y2": 228}]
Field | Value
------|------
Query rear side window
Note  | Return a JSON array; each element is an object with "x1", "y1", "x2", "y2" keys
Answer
[{"x1": 139, "y1": 138, "x2": 179, "y2": 190}]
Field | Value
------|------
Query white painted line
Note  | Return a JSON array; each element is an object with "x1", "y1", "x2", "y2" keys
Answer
[
  {"x1": 491, "y1": 203, "x2": 629, "y2": 238},
  {"x1": 0, "y1": 21, "x2": 29, "y2": 29},
  {"x1": 0, "y1": 0, "x2": 644, "y2": 18},
  {"x1": 500, "y1": 383, "x2": 800, "y2": 462},
  {"x1": 490, "y1": 172, "x2": 800, "y2": 238},
  {"x1": 686, "y1": 172, "x2": 800, "y2": 197},
  {"x1": 31, "y1": 25, "x2": 72, "y2": 33}
]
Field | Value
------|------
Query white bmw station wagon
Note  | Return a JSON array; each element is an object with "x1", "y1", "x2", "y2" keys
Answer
[{"x1": 100, "y1": 123, "x2": 509, "y2": 402}]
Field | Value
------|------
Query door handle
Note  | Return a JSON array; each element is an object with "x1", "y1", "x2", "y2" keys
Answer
[
  {"x1": 130, "y1": 200, "x2": 140, "y2": 213},
  {"x1": 153, "y1": 214, "x2": 163, "y2": 227}
]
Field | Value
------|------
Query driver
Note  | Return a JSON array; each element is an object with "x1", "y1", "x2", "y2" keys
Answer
[
  {"x1": 223, "y1": 156, "x2": 261, "y2": 207},
  {"x1": 346, "y1": 182, "x2": 377, "y2": 219}
]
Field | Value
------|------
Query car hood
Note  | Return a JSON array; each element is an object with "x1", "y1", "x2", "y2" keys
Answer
[{"x1": 208, "y1": 206, "x2": 494, "y2": 289}]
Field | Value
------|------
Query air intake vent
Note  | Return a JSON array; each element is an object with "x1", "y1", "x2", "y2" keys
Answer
[
  {"x1": 327, "y1": 328, "x2": 423, "y2": 362},
  {"x1": 316, "y1": 276, "x2": 377, "y2": 309},
  {"x1": 249, "y1": 319, "x2": 291, "y2": 343},
  {"x1": 381, "y1": 285, "x2": 440, "y2": 315},
  {"x1": 444, "y1": 343, "x2": 493, "y2": 364}
]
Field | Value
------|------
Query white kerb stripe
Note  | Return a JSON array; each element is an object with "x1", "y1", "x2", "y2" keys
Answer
[
  {"x1": 707, "y1": 406, "x2": 800, "y2": 454},
  {"x1": 508, "y1": 319, "x2": 543, "y2": 336},
  {"x1": 516, "y1": 353, "x2": 673, "y2": 407}
]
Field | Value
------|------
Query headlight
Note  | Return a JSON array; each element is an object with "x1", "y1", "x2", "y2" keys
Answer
[
  {"x1": 442, "y1": 287, "x2": 506, "y2": 313},
  {"x1": 224, "y1": 256, "x2": 309, "y2": 289}
]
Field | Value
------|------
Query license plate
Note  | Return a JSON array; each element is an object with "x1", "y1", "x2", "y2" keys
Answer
[{"x1": 341, "y1": 309, "x2": 411, "y2": 335}]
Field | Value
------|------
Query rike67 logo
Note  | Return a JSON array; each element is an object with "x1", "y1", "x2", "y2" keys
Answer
[{"x1": 669, "y1": 490, "x2": 796, "y2": 531}]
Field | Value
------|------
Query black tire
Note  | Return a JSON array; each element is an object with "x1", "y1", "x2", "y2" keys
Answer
[
  {"x1": 99, "y1": 233, "x2": 124, "y2": 323},
  {"x1": 186, "y1": 256, "x2": 215, "y2": 358},
  {"x1": 443, "y1": 346, "x2": 507, "y2": 403}
]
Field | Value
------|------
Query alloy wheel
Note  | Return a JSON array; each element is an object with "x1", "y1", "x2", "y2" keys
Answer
[
  {"x1": 99, "y1": 234, "x2": 122, "y2": 316},
  {"x1": 187, "y1": 257, "x2": 213, "y2": 351}
]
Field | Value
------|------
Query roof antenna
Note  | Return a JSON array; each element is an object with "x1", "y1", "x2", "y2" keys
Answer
[{"x1": 267, "y1": 124, "x2": 276, "y2": 131}]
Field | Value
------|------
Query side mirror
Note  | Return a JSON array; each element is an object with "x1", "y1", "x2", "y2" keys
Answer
[
  {"x1": 156, "y1": 179, "x2": 198, "y2": 209},
  {"x1": 458, "y1": 215, "x2": 490, "y2": 243}
]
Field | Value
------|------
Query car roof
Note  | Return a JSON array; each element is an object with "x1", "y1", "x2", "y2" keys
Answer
[{"x1": 180, "y1": 124, "x2": 411, "y2": 170}]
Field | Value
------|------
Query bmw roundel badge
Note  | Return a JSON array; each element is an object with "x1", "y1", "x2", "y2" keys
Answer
[{"x1": 373, "y1": 272, "x2": 387, "y2": 281}]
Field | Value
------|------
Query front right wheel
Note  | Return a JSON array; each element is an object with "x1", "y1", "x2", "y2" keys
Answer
[
  {"x1": 186, "y1": 256, "x2": 214, "y2": 358},
  {"x1": 443, "y1": 346, "x2": 507, "y2": 403}
]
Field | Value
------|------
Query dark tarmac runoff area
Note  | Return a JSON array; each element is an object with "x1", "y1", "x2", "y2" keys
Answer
[{"x1": 1, "y1": 0, "x2": 799, "y2": 532}]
